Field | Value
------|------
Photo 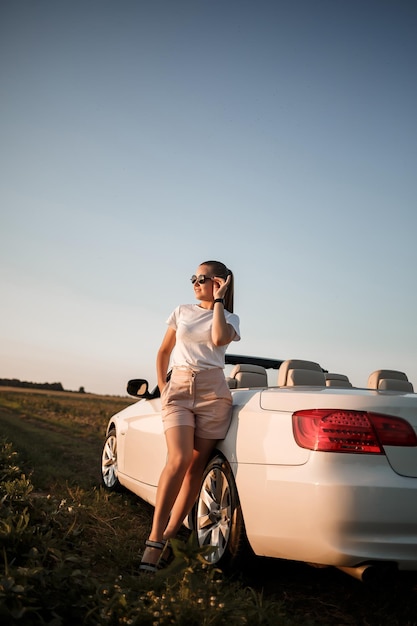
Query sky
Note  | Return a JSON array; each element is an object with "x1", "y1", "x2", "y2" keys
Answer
[{"x1": 1, "y1": 0, "x2": 416, "y2": 396}]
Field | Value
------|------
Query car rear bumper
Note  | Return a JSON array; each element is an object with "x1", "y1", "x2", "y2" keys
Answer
[{"x1": 234, "y1": 453, "x2": 417, "y2": 569}]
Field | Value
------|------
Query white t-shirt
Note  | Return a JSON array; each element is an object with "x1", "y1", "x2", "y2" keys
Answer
[{"x1": 167, "y1": 304, "x2": 241, "y2": 370}]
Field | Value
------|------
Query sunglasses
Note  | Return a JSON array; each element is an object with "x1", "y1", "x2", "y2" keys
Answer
[{"x1": 190, "y1": 274, "x2": 213, "y2": 285}]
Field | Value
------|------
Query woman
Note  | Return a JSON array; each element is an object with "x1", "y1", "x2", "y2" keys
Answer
[{"x1": 139, "y1": 260, "x2": 240, "y2": 572}]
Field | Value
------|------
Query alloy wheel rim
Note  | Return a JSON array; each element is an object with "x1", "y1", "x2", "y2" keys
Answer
[
  {"x1": 196, "y1": 466, "x2": 232, "y2": 563},
  {"x1": 102, "y1": 435, "x2": 118, "y2": 487}
]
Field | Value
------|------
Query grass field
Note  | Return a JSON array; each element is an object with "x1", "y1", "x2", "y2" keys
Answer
[{"x1": 1, "y1": 387, "x2": 417, "y2": 625}]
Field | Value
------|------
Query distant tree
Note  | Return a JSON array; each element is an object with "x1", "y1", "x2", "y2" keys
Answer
[
  {"x1": 49, "y1": 382, "x2": 64, "y2": 392},
  {"x1": 0, "y1": 379, "x2": 65, "y2": 391},
  {"x1": 78, "y1": 386, "x2": 86, "y2": 394}
]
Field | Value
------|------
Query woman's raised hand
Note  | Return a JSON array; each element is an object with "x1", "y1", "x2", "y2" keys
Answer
[{"x1": 212, "y1": 274, "x2": 230, "y2": 300}]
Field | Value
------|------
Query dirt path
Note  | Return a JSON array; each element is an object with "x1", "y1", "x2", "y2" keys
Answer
[{"x1": 0, "y1": 404, "x2": 102, "y2": 489}]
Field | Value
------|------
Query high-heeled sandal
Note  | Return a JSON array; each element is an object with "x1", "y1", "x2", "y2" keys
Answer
[
  {"x1": 158, "y1": 541, "x2": 174, "y2": 569},
  {"x1": 139, "y1": 539, "x2": 167, "y2": 573}
]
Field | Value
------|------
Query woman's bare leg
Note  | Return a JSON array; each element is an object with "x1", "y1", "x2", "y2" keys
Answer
[
  {"x1": 141, "y1": 425, "x2": 195, "y2": 567},
  {"x1": 163, "y1": 436, "x2": 218, "y2": 539}
]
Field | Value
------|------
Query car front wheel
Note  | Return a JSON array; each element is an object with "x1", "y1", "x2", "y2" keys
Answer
[
  {"x1": 101, "y1": 428, "x2": 121, "y2": 491},
  {"x1": 195, "y1": 454, "x2": 248, "y2": 569}
]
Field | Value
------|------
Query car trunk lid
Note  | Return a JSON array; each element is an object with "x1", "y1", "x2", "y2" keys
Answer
[{"x1": 260, "y1": 387, "x2": 417, "y2": 478}]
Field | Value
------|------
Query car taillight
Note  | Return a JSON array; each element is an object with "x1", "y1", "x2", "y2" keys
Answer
[{"x1": 292, "y1": 409, "x2": 417, "y2": 453}]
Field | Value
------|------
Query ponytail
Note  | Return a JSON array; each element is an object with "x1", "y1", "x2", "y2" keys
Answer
[{"x1": 202, "y1": 260, "x2": 235, "y2": 313}]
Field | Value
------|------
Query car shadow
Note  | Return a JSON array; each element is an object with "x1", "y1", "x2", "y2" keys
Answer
[{"x1": 236, "y1": 555, "x2": 417, "y2": 624}]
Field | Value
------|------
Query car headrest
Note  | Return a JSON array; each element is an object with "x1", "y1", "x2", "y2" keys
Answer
[
  {"x1": 325, "y1": 373, "x2": 353, "y2": 388},
  {"x1": 368, "y1": 369, "x2": 414, "y2": 392},
  {"x1": 278, "y1": 359, "x2": 326, "y2": 387},
  {"x1": 227, "y1": 363, "x2": 268, "y2": 388}
]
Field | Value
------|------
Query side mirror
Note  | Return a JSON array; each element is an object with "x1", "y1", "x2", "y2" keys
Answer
[{"x1": 127, "y1": 379, "x2": 151, "y2": 398}]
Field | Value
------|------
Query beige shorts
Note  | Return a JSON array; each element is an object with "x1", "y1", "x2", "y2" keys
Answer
[{"x1": 161, "y1": 367, "x2": 233, "y2": 439}]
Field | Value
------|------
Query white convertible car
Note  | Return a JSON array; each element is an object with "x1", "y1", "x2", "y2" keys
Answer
[{"x1": 100, "y1": 356, "x2": 417, "y2": 581}]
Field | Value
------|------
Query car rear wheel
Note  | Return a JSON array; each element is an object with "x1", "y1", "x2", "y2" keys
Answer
[
  {"x1": 101, "y1": 428, "x2": 121, "y2": 491},
  {"x1": 195, "y1": 454, "x2": 248, "y2": 569}
]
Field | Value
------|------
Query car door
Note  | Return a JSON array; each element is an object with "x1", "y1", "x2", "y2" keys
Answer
[{"x1": 122, "y1": 398, "x2": 167, "y2": 487}]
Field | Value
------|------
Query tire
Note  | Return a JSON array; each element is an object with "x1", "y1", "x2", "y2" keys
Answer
[
  {"x1": 195, "y1": 454, "x2": 248, "y2": 570},
  {"x1": 101, "y1": 428, "x2": 122, "y2": 491}
]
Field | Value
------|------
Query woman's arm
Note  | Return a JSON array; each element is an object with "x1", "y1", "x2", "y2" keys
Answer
[
  {"x1": 211, "y1": 275, "x2": 235, "y2": 346},
  {"x1": 156, "y1": 327, "x2": 176, "y2": 392},
  {"x1": 211, "y1": 303, "x2": 235, "y2": 346}
]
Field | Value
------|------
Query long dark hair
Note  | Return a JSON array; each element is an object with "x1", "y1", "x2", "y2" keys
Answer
[{"x1": 202, "y1": 260, "x2": 235, "y2": 313}]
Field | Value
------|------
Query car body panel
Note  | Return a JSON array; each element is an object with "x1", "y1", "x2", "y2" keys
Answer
[
  {"x1": 108, "y1": 401, "x2": 166, "y2": 487},
  {"x1": 218, "y1": 392, "x2": 310, "y2": 466}
]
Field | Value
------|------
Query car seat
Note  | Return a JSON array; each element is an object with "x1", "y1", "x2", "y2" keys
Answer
[
  {"x1": 367, "y1": 369, "x2": 414, "y2": 392},
  {"x1": 325, "y1": 373, "x2": 353, "y2": 388},
  {"x1": 227, "y1": 363, "x2": 268, "y2": 389},
  {"x1": 278, "y1": 359, "x2": 326, "y2": 387}
]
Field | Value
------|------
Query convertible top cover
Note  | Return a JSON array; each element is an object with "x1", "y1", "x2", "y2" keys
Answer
[{"x1": 225, "y1": 354, "x2": 283, "y2": 370}]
